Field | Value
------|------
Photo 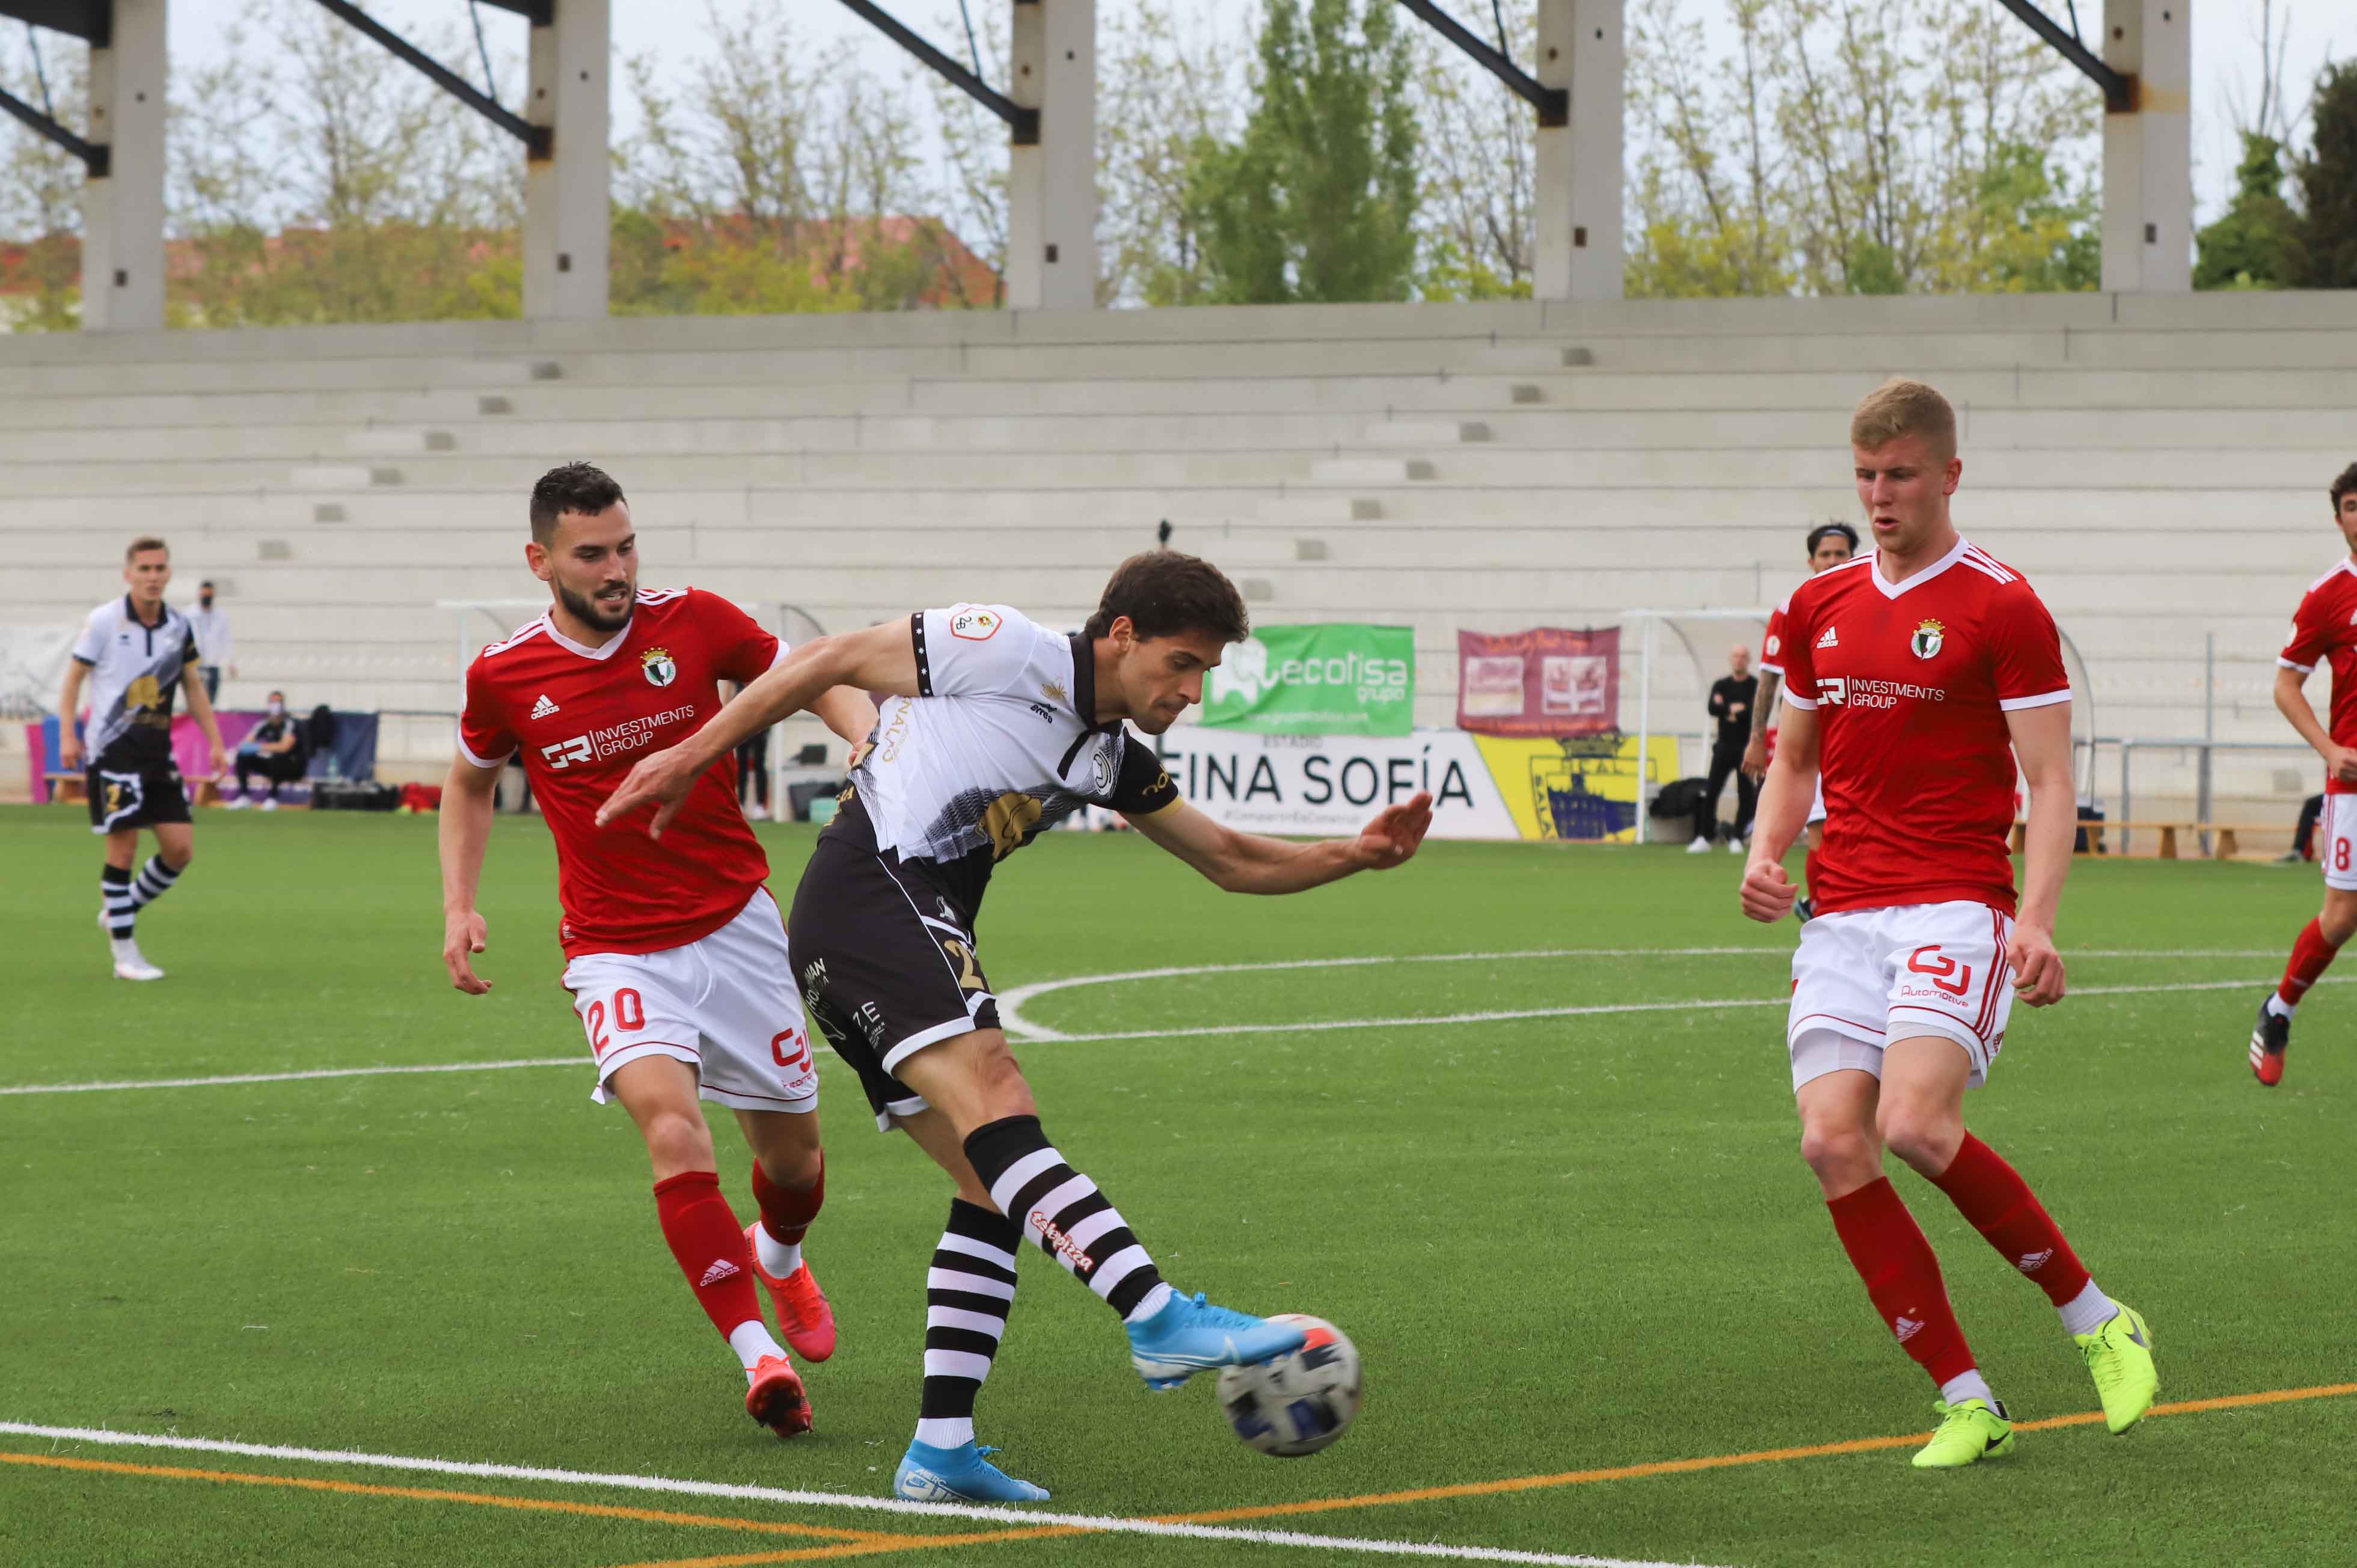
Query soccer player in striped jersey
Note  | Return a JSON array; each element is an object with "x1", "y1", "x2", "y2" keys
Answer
[
  {"x1": 599, "y1": 551, "x2": 1432, "y2": 1502},
  {"x1": 2254, "y1": 461, "x2": 2357, "y2": 1084}
]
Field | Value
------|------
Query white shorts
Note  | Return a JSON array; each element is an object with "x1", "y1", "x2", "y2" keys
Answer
[
  {"x1": 1806, "y1": 778, "x2": 1827, "y2": 827},
  {"x1": 1787, "y1": 901, "x2": 2015, "y2": 1093},
  {"x1": 2322, "y1": 795, "x2": 2357, "y2": 891},
  {"x1": 562, "y1": 887, "x2": 818, "y2": 1114}
]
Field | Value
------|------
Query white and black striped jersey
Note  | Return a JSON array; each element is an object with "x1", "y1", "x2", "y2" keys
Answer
[
  {"x1": 840, "y1": 604, "x2": 1178, "y2": 913},
  {"x1": 71, "y1": 596, "x2": 199, "y2": 765}
]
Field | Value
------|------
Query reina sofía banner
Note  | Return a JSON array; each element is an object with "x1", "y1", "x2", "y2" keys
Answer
[
  {"x1": 1152, "y1": 727, "x2": 1678, "y2": 842},
  {"x1": 1199, "y1": 623, "x2": 1415, "y2": 737},
  {"x1": 1455, "y1": 626, "x2": 1620, "y2": 738}
]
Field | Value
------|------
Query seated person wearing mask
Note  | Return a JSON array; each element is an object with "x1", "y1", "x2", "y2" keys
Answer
[{"x1": 228, "y1": 693, "x2": 305, "y2": 810}]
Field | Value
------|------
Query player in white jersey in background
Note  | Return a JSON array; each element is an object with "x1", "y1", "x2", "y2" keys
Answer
[
  {"x1": 58, "y1": 536, "x2": 228, "y2": 981},
  {"x1": 599, "y1": 550, "x2": 1432, "y2": 1504}
]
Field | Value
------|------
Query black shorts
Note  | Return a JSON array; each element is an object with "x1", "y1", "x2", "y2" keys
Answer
[
  {"x1": 87, "y1": 760, "x2": 191, "y2": 834},
  {"x1": 788, "y1": 803, "x2": 1000, "y2": 1131}
]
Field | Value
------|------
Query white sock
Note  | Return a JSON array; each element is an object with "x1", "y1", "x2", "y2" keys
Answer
[
  {"x1": 753, "y1": 1228, "x2": 802, "y2": 1279},
  {"x1": 1123, "y1": 1281, "x2": 1174, "y2": 1325},
  {"x1": 2058, "y1": 1279, "x2": 2117, "y2": 1338},
  {"x1": 728, "y1": 1320, "x2": 786, "y2": 1373},
  {"x1": 915, "y1": 1417, "x2": 975, "y2": 1450},
  {"x1": 2265, "y1": 993, "x2": 2296, "y2": 1020},
  {"x1": 1940, "y1": 1370, "x2": 1995, "y2": 1409}
]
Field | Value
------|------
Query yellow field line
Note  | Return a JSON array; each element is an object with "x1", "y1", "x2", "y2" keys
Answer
[
  {"x1": 0, "y1": 1451, "x2": 904, "y2": 1546},
  {"x1": 1157, "y1": 1380, "x2": 2357, "y2": 1525}
]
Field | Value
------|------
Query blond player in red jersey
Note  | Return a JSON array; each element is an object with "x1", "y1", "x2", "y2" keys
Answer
[
  {"x1": 437, "y1": 463, "x2": 877, "y2": 1440},
  {"x1": 1739, "y1": 380, "x2": 2157, "y2": 1469},
  {"x1": 2252, "y1": 462, "x2": 2357, "y2": 1085}
]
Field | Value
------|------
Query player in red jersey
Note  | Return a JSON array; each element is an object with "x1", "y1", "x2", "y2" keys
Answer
[
  {"x1": 2253, "y1": 462, "x2": 2357, "y2": 1085},
  {"x1": 1744, "y1": 521, "x2": 1857, "y2": 916},
  {"x1": 436, "y1": 463, "x2": 877, "y2": 1439},
  {"x1": 1739, "y1": 380, "x2": 2157, "y2": 1469}
]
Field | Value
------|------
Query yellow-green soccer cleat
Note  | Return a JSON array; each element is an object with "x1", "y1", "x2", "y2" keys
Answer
[
  {"x1": 1911, "y1": 1398, "x2": 2015, "y2": 1469},
  {"x1": 2076, "y1": 1302, "x2": 2158, "y2": 1435}
]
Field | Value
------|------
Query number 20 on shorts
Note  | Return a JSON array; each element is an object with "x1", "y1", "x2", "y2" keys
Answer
[{"x1": 584, "y1": 986, "x2": 645, "y2": 1056}]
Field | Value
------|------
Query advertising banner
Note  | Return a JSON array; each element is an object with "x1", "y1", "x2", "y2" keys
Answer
[
  {"x1": 1200, "y1": 623, "x2": 1414, "y2": 737},
  {"x1": 1455, "y1": 626, "x2": 1620, "y2": 737},
  {"x1": 1154, "y1": 726, "x2": 1678, "y2": 843}
]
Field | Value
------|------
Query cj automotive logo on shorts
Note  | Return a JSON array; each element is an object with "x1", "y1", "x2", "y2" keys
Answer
[
  {"x1": 1816, "y1": 675, "x2": 1946, "y2": 711},
  {"x1": 539, "y1": 703, "x2": 699, "y2": 768}
]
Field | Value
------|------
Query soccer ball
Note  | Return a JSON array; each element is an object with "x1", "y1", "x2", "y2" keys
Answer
[{"x1": 1216, "y1": 1314, "x2": 1362, "y2": 1457}]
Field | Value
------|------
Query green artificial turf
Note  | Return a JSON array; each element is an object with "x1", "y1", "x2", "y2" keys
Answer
[{"x1": 1, "y1": 804, "x2": 2349, "y2": 1567}]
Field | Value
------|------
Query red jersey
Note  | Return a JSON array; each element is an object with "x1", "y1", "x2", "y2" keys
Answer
[
  {"x1": 459, "y1": 587, "x2": 781, "y2": 958},
  {"x1": 2278, "y1": 559, "x2": 2357, "y2": 795},
  {"x1": 1759, "y1": 593, "x2": 1795, "y2": 749},
  {"x1": 1776, "y1": 539, "x2": 2070, "y2": 917}
]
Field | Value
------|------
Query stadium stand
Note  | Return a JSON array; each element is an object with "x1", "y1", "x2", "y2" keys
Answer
[{"x1": 7, "y1": 290, "x2": 2352, "y2": 811}]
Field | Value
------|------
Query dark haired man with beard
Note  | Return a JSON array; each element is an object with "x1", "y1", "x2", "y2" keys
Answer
[
  {"x1": 438, "y1": 463, "x2": 877, "y2": 1441},
  {"x1": 600, "y1": 550, "x2": 1433, "y2": 1503}
]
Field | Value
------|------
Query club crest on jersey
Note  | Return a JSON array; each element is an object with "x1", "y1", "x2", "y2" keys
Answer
[
  {"x1": 951, "y1": 607, "x2": 1002, "y2": 642},
  {"x1": 640, "y1": 646, "x2": 678, "y2": 687},
  {"x1": 1910, "y1": 619, "x2": 1945, "y2": 660}
]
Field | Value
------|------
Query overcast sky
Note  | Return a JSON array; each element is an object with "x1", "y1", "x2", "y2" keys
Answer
[{"x1": 153, "y1": 1, "x2": 2355, "y2": 230}]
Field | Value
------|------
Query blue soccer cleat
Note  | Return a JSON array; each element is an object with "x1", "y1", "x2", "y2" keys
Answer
[
  {"x1": 892, "y1": 1439, "x2": 1050, "y2": 1503},
  {"x1": 1126, "y1": 1290, "x2": 1307, "y2": 1391}
]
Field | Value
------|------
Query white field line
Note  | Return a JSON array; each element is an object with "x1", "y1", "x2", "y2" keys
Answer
[
  {"x1": 0, "y1": 1422, "x2": 1730, "y2": 1568},
  {"x1": 0, "y1": 953, "x2": 2314, "y2": 1097}
]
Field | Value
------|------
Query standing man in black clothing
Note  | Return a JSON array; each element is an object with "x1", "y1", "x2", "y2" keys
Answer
[{"x1": 1690, "y1": 644, "x2": 1759, "y2": 853}]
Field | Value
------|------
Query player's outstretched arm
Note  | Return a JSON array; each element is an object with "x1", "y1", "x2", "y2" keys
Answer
[
  {"x1": 57, "y1": 660, "x2": 87, "y2": 770},
  {"x1": 2005, "y1": 701, "x2": 2076, "y2": 1007},
  {"x1": 809, "y1": 685, "x2": 881, "y2": 753},
  {"x1": 1127, "y1": 792, "x2": 1432, "y2": 895},
  {"x1": 599, "y1": 619, "x2": 919, "y2": 835},
  {"x1": 1739, "y1": 705, "x2": 1818, "y2": 922},
  {"x1": 438, "y1": 755, "x2": 501, "y2": 994},
  {"x1": 182, "y1": 657, "x2": 228, "y2": 777}
]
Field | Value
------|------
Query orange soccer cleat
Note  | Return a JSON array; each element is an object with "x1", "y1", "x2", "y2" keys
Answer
[
  {"x1": 746, "y1": 1223, "x2": 838, "y2": 1363},
  {"x1": 744, "y1": 1354, "x2": 812, "y2": 1439}
]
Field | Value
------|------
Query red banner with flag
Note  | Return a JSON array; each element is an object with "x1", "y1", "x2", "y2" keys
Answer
[{"x1": 1456, "y1": 627, "x2": 1620, "y2": 737}]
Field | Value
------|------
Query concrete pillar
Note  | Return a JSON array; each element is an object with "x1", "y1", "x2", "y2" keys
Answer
[
  {"x1": 82, "y1": 0, "x2": 168, "y2": 332},
  {"x1": 2101, "y1": 0, "x2": 2192, "y2": 293},
  {"x1": 1533, "y1": 0, "x2": 1623, "y2": 302},
  {"x1": 523, "y1": 0, "x2": 610, "y2": 320},
  {"x1": 1005, "y1": 0, "x2": 1096, "y2": 311}
]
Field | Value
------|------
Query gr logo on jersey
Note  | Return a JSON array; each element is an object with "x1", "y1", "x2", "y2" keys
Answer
[{"x1": 640, "y1": 646, "x2": 678, "y2": 687}]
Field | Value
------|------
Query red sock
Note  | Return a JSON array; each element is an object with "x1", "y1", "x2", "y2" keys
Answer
[
  {"x1": 1825, "y1": 1178, "x2": 1977, "y2": 1388},
  {"x1": 652, "y1": 1171, "x2": 764, "y2": 1341},
  {"x1": 2278, "y1": 917, "x2": 2341, "y2": 1007},
  {"x1": 1926, "y1": 1134, "x2": 2092, "y2": 1307},
  {"x1": 749, "y1": 1153, "x2": 824, "y2": 1248}
]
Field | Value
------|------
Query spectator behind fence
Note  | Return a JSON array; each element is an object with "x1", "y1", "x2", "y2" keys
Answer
[
  {"x1": 227, "y1": 691, "x2": 305, "y2": 810},
  {"x1": 189, "y1": 579, "x2": 236, "y2": 704},
  {"x1": 1690, "y1": 644, "x2": 1758, "y2": 853}
]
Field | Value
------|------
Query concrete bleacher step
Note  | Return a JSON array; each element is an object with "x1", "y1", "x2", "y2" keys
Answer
[
  {"x1": 1257, "y1": 494, "x2": 1382, "y2": 522},
  {"x1": 344, "y1": 429, "x2": 457, "y2": 456},
  {"x1": 1474, "y1": 343, "x2": 1594, "y2": 372},
  {"x1": 1309, "y1": 457, "x2": 1435, "y2": 485},
  {"x1": 1362, "y1": 419, "x2": 1490, "y2": 446},
  {"x1": 289, "y1": 465, "x2": 400, "y2": 489}
]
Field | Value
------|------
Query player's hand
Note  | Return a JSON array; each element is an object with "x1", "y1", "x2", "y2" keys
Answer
[
  {"x1": 206, "y1": 743, "x2": 228, "y2": 779},
  {"x1": 1350, "y1": 791, "x2": 1433, "y2": 870},
  {"x1": 60, "y1": 734, "x2": 82, "y2": 771},
  {"x1": 2007, "y1": 922, "x2": 2066, "y2": 1006},
  {"x1": 596, "y1": 741, "x2": 705, "y2": 838},
  {"x1": 444, "y1": 910, "x2": 492, "y2": 994},
  {"x1": 1739, "y1": 735, "x2": 1769, "y2": 781},
  {"x1": 1739, "y1": 857, "x2": 1796, "y2": 922},
  {"x1": 2329, "y1": 743, "x2": 2357, "y2": 785}
]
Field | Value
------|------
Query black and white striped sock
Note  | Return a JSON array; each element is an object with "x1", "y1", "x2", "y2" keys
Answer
[
  {"x1": 100, "y1": 864, "x2": 135, "y2": 939},
  {"x1": 914, "y1": 1198, "x2": 1019, "y2": 1451},
  {"x1": 964, "y1": 1115, "x2": 1171, "y2": 1323},
  {"x1": 129, "y1": 854, "x2": 181, "y2": 909}
]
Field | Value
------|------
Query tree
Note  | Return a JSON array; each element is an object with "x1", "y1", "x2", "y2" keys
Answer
[
  {"x1": 1099, "y1": 1, "x2": 1246, "y2": 307},
  {"x1": 2196, "y1": 133, "x2": 2303, "y2": 289},
  {"x1": 1409, "y1": 4, "x2": 1540, "y2": 299},
  {"x1": 0, "y1": 32, "x2": 86, "y2": 329},
  {"x1": 2293, "y1": 62, "x2": 2357, "y2": 289},
  {"x1": 1188, "y1": 0, "x2": 1420, "y2": 304}
]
